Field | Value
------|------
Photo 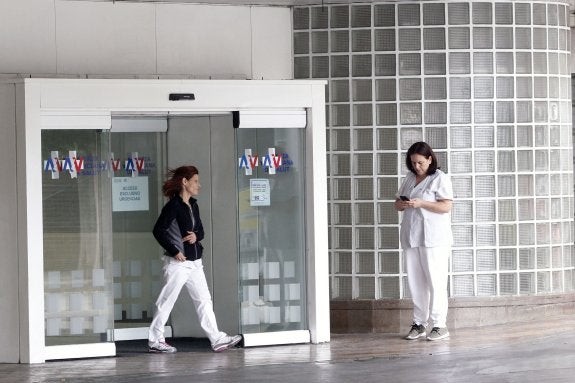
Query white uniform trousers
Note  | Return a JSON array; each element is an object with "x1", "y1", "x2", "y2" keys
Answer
[
  {"x1": 404, "y1": 246, "x2": 450, "y2": 328},
  {"x1": 148, "y1": 258, "x2": 226, "y2": 345}
]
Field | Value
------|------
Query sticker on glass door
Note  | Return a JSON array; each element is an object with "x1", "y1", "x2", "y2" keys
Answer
[
  {"x1": 249, "y1": 179, "x2": 270, "y2": 206},
  {"x1": 238, "y1": 148, "x2": 286, "y2": 175}
]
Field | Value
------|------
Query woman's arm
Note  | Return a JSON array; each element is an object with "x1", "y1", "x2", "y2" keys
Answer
[
  {"x1": 395, "y1": 198, "x2": 408, "y2": 211},
  {"x1": 396, "y1": 198, "x2": 452, "y2": 213},
  {"x1": 408, "y1": 172, "x2": 453, "y2": 213},
  {"x1": 192, "y1": 203, "x2": 205, "y2": 241},
  {"x1": 152, "y1": 202, "x2": 181, "y2": 257},
  {"x1": 411, "y1": 198, "x2": 452, "y2": 213},
  {"x1": 395, "y1": 175, "x2": 413, "y2": 212}
]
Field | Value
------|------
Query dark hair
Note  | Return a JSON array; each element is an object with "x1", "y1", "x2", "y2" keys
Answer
[
  {"x1": 162, "y1": 165, "x2": 199, "y2": 198},
  {"x1": 405, "y1": 142, "x2": 439, "y2": 175}
]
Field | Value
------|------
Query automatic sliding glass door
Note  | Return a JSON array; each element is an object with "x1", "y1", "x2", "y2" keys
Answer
[
  {"x1": 41, "y1": 117, "x2": 309, "y2": 348},
  {"x1": 42, "y1": 129, "x2": 114, "y2": 346},
  {"x1": 236, "y1": 127, "x2": 308, "y2": 343},
  {"x1": 41, "y1": 123, "x2": 168, "y2": 346},
  {"x1": 110, "y1": 119, "x2": 167, "y2": 340}
]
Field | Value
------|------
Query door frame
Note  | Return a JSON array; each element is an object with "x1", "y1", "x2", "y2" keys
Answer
[{"x1": 18, "y1": 78, "x2": 329, "y2": 363}]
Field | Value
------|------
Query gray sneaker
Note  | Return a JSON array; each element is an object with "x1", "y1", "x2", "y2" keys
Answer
[
  {"x1": 404, "y1": 323, "x2": 426, "y2": 340},
  {"x1": 427, "y1": 327, "x2": 449, "y2": 341},
  {"x1": 212, "y1": 334, "x2": 242, "y2": 352},
  {"x1": 148, "y1": 340, "x2": 177, "y2": 353}
]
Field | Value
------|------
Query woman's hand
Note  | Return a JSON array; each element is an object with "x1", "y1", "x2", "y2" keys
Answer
[
  {"x1": 183, "y1": 231, "x2": 197, "y2": 244},
  {"x1": 395, "y1": 199, "x2": 410, "y2": 211},
  {"x1": 400, "y1": 198, "x2": 421, "y2": 209},
  {"x1": 174, "y1": 252, "x2": 186, "y2": 262},
  {"x1": 396, "y1": 198, "x2": 420, "y2": 210},
  {"x1": 395, "y1": 198, "x2": 452, "y2": 213}
]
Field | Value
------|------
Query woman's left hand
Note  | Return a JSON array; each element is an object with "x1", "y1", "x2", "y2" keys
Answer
[{"x1": 183, "y1": 231, "x2": 197, "y2": 244}]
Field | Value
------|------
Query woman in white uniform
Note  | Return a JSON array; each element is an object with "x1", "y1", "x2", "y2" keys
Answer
[{"x1": 395, "y1": 142, "x2": 453, "y2": 341}]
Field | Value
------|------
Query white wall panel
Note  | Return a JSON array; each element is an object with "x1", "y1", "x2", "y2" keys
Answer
[
  {"x1": 0, "y1": 84, "x2": 19, "y2": 363},
  {"x1": 0, "y1": 2, "x2": 292, "y2": 80},
  {"x1": 0, "y1": 0, "x2": 57, "y2": 74},
  {"x1": 55, "y1": 1, "x2": 157, "y2": 75},
  {"x1": 251, "y1": 7, "x2": 292, "y2": 79},
  {"x1": 156, "y1": 4, "x2": 252, "y2": 78}
]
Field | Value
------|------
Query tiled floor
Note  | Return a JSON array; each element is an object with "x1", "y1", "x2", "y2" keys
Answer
[{"x1": 2, "y1": 314, "x2": 575, "y2": 383}]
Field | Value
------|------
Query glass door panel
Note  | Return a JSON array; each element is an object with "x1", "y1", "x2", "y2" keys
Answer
[
  {"x1": 236, "y1": 128, "x2": 307, "y2": 334},
  {"x1": 110, "y1": 131, "x2": 166, "y2": 331},
  {"x1": 42, "y1": 129, "x2": 114, "y2": 346}
]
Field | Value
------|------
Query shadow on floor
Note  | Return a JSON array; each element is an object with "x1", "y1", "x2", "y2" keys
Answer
[{"x1": 115, "y1": 337, "x2": 213, "y2": 354}]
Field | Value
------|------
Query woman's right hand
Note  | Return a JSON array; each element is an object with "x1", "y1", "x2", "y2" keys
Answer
[
  {"x1": 174, "y1": 252, "x2": 186, "y2": 262},
  {"x1": 395, "y1": 199, "x2": 409, "y2": 211}
]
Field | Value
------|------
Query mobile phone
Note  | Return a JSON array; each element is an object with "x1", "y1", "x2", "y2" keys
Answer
[{"x1": 400, "y1": 196, "x2": 410, "y2": 201}]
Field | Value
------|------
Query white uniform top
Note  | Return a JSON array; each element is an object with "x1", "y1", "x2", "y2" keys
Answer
[{"x1": 396, "y1": 169, "x2": 453, "y2": 249}]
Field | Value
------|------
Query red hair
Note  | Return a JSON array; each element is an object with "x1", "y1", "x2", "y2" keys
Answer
[{"x1": 162, "y1": 166, "x2": 199, "y2": 198}]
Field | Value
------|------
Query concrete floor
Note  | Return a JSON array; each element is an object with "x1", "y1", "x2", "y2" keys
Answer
[{"x1": 2, "y1": 314, "x2": 575, "y2": 383}]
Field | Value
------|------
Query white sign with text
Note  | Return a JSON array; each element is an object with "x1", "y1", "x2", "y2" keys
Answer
[
  {"x1": 112, "y1": 176, "x2": 149, "y2": 212},
  {"x1": 250, "y1": 178, "x2": 270, "y2": 206}
]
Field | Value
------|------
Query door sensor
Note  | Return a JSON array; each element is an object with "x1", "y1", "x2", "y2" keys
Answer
[{"x1": 169, "y1": 93, "x2": 195, "y2": 101}]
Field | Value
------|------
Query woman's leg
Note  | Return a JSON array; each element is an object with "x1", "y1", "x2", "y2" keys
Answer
[
  {"x1": 420, "y1": 246, "x2": 450, "y2": 328},
  {"x1": 183, "y1": 260, "x2": 226, "y2": 344},
  {"x1": 148, "y1": 263, "x2": 188, "y2": 343},
  {"x1": 405, "y1": 247, "x2": 430, "y2": 326}
]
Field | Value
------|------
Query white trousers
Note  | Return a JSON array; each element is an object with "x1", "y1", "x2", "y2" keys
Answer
[
  {"x1": 405, "y1": 246, "x2": 450, "y2": 328},
  {"x1": 148, "y1": 258, "x2": 225, "y2": 345}
]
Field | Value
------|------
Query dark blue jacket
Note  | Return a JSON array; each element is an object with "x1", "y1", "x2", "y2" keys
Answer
[{"x1": 152, "y1": 195, "x2": 204, "y2": 261}]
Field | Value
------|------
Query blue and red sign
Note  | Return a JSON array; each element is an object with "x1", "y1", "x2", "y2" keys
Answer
[
  {"x1": 43, "y1": 151, "x2": 153, "y2": 179},
  {"x1": 238, "y1": 148, "x2": 293, "y2": 176}
]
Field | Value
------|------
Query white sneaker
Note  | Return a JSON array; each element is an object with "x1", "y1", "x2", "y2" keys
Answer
[
  {"x1": 405, "y1": 323, "x2": 426, "y2": 340},
  {"x1": 148, "y1": 340, "x2": 177, "y2": 353},
  {"x1": 427, "y1": 327, "x2": 450, "y2": 341},
  {"x1": 212, "y1": 335, "x2": 242, "y2": 352}
]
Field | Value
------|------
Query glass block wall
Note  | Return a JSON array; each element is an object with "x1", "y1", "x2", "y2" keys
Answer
[{"x1": 293, "y1": 1, "x2": 575, "y2": 300}]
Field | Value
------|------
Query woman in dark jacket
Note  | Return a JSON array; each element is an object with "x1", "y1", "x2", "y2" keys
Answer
[{"x1": 148, "y1": 165, "x2": 241, "y2": 353}]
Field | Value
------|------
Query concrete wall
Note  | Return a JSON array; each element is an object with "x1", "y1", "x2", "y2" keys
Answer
[
  {"x1": 0, "y1": 0, "x2": 292, "y2": 80},
  {"x1": 331, "y1": 293, "x2": 575, "y2": 334},
  {"x1": 0, "y1": 84, "x2": 19, "y2": 363}
]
